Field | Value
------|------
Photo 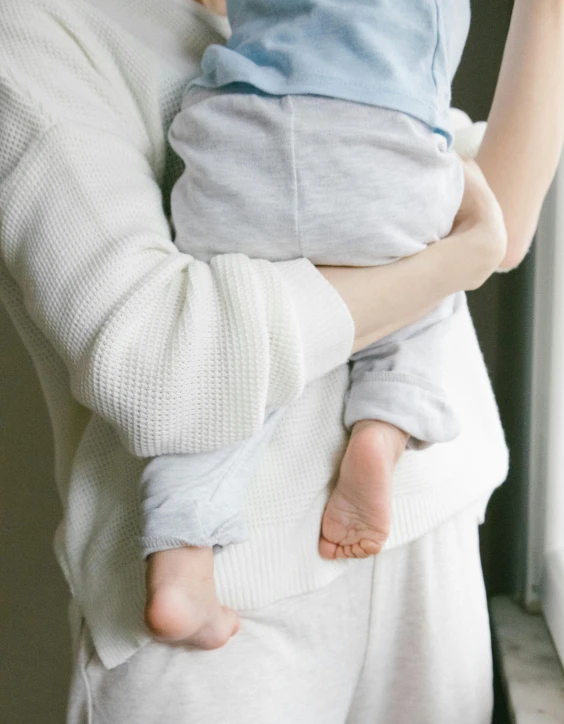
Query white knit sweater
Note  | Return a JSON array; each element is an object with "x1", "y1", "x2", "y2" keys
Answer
[{"x1": 0, "y1": 0, "x2": 509, "y2": 669}]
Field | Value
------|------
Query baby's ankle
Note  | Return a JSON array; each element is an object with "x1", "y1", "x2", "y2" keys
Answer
[{"x1": 351, "y1": 419, "x2": 409, "y2": 454}]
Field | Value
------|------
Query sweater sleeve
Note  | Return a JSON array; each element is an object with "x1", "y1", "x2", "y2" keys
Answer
[{"x1": 0, "y1": 74, "x2": 353, "y2": 457}]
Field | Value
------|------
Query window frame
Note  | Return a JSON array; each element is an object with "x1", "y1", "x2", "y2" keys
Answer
[{"x1": 528, "y1": 160, "x2": 564, "y2": 664}]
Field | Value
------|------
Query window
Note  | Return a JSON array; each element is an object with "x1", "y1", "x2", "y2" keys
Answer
[{"x1": 528, "y1": 159, "x2": 564, "y2": 664}]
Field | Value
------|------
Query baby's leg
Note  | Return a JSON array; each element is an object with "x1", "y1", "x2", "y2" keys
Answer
[
  {"x1": 141, "y1": 410, "x2": 283, "y2": 645},
  {"x1": 145, "y1": 547, "x2": 239, "y2": 648},
  {"x1": 169, "y1": 93, "x2": 465, "y2": 562},
  {"x1": 319, "y1": 294, "x2": 464, "y2": 560},
  {"x1": 319, "y1": 420, "x2": 408, "y2": 559}
]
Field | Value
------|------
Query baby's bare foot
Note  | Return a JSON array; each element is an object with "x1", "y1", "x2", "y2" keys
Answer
[
  {"x1": 319, "y1": 420, "x2": 408, "y2": 560},
  {"x1": 145, "y1": 546, "x2": 240, "y2": 649}
]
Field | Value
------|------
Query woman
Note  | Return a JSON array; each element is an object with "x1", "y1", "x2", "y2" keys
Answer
[{"x1": 0, "y1": 0, "x2": 561, "y2": 722}]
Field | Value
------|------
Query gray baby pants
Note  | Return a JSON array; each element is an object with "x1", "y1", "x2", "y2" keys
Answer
[{"x1": 140, "y1": 89, "x2": 465, "y2": 554}]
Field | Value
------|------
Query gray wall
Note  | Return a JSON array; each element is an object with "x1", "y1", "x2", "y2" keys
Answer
[
  {"x1": 0, "y1": 2, "x2": 517, "y2": 722},
  {"x1": 0, "y1": 306, "x2": 71, "y2": 724}
]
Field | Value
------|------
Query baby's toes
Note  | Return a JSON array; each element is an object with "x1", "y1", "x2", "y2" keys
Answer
[
  {"x1": 318, "y1": 535, "x2": 339, "y2": 560},
  {"x1": 358, "y1": 538, "x2": 384, "y2": 556}
]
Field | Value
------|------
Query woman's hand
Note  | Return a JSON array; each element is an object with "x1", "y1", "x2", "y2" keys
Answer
[
  {"x1": 319, "y1": 159, "x2": 506, "y2": 354},
  {"x1": 192, "y1": 0, "x2": 227, "y2": 16},
  {"x1": 440, "y1": 159, "x2": 507, "y2": 290}
]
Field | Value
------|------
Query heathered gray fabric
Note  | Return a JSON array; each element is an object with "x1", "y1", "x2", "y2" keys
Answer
[
  {"x1": 170, "y1": 88, "x2": 463, "y2": 265},
  {"x1": 140, "y1": 89, "x2": 464, "y2": 553},
  {"x1": 68, "y1": 504, "x2": 493, "y2": 724}
]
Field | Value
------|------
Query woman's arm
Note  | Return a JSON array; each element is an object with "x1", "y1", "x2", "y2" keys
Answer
[
  {"x1": 333, "y1": 0, "x2": 564, "y2": 348},
  {"x1": 321, "y1": 161, "x2": 507, "y2": 353},
  {"x1": 0, "y1": 50, "x2": 357, "y2": 460},
  {"x1": 0, "y1": 3, "x2": 507, "y2": 460},
  {"x1": 476, "y1": 0, "x2": 564, "y2": 269}
]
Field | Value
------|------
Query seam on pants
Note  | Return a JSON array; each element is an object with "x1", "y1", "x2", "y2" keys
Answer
[{"x1": 286, "y1": 96, "x2": 304, "y2": 257}]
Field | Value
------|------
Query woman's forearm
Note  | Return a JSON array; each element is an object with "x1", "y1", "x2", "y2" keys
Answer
[
  {"x1": 319, "y1": 245, "x2": 462, "y2": 353},
  {"x1": 476, "y1": 0, "x2": 564, "y2": 269},
  {"x1": 321, "y1": 235, "x2": 487, "y2": 353}
]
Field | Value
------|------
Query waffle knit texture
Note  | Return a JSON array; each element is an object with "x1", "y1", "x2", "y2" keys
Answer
[{"x1": 0, "y1": 0, "x2": 508, "y2": 669}]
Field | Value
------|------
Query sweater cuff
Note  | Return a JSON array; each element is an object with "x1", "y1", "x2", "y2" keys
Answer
[{"x1": 276, "y1": 259, "x2": 355, "y2": 384}]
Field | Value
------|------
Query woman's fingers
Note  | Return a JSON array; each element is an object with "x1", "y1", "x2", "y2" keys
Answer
[
  {"x1": 453, "y1": 158, "x2": 508, "y2": 275},
  {"x1": 456, "y1": 159, "x2": 499, "y2": 227}
]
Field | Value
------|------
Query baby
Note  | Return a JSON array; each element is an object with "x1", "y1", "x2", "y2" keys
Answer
[{"x1": 142, "y1": 0, "x2": 468, "y2": 647}]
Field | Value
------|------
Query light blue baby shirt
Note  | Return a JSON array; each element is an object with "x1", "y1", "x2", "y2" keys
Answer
[{"x1": 192, "y1": 0, "x2": 471, "y2": 139}]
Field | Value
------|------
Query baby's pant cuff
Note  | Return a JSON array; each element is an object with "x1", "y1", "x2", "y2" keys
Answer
[
  {"x1": 140, "y1": 502, "x2": 249, "y2": 558},
  {"x1": 345, "y1": 373, "x2": 460, "y2": 449}
]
